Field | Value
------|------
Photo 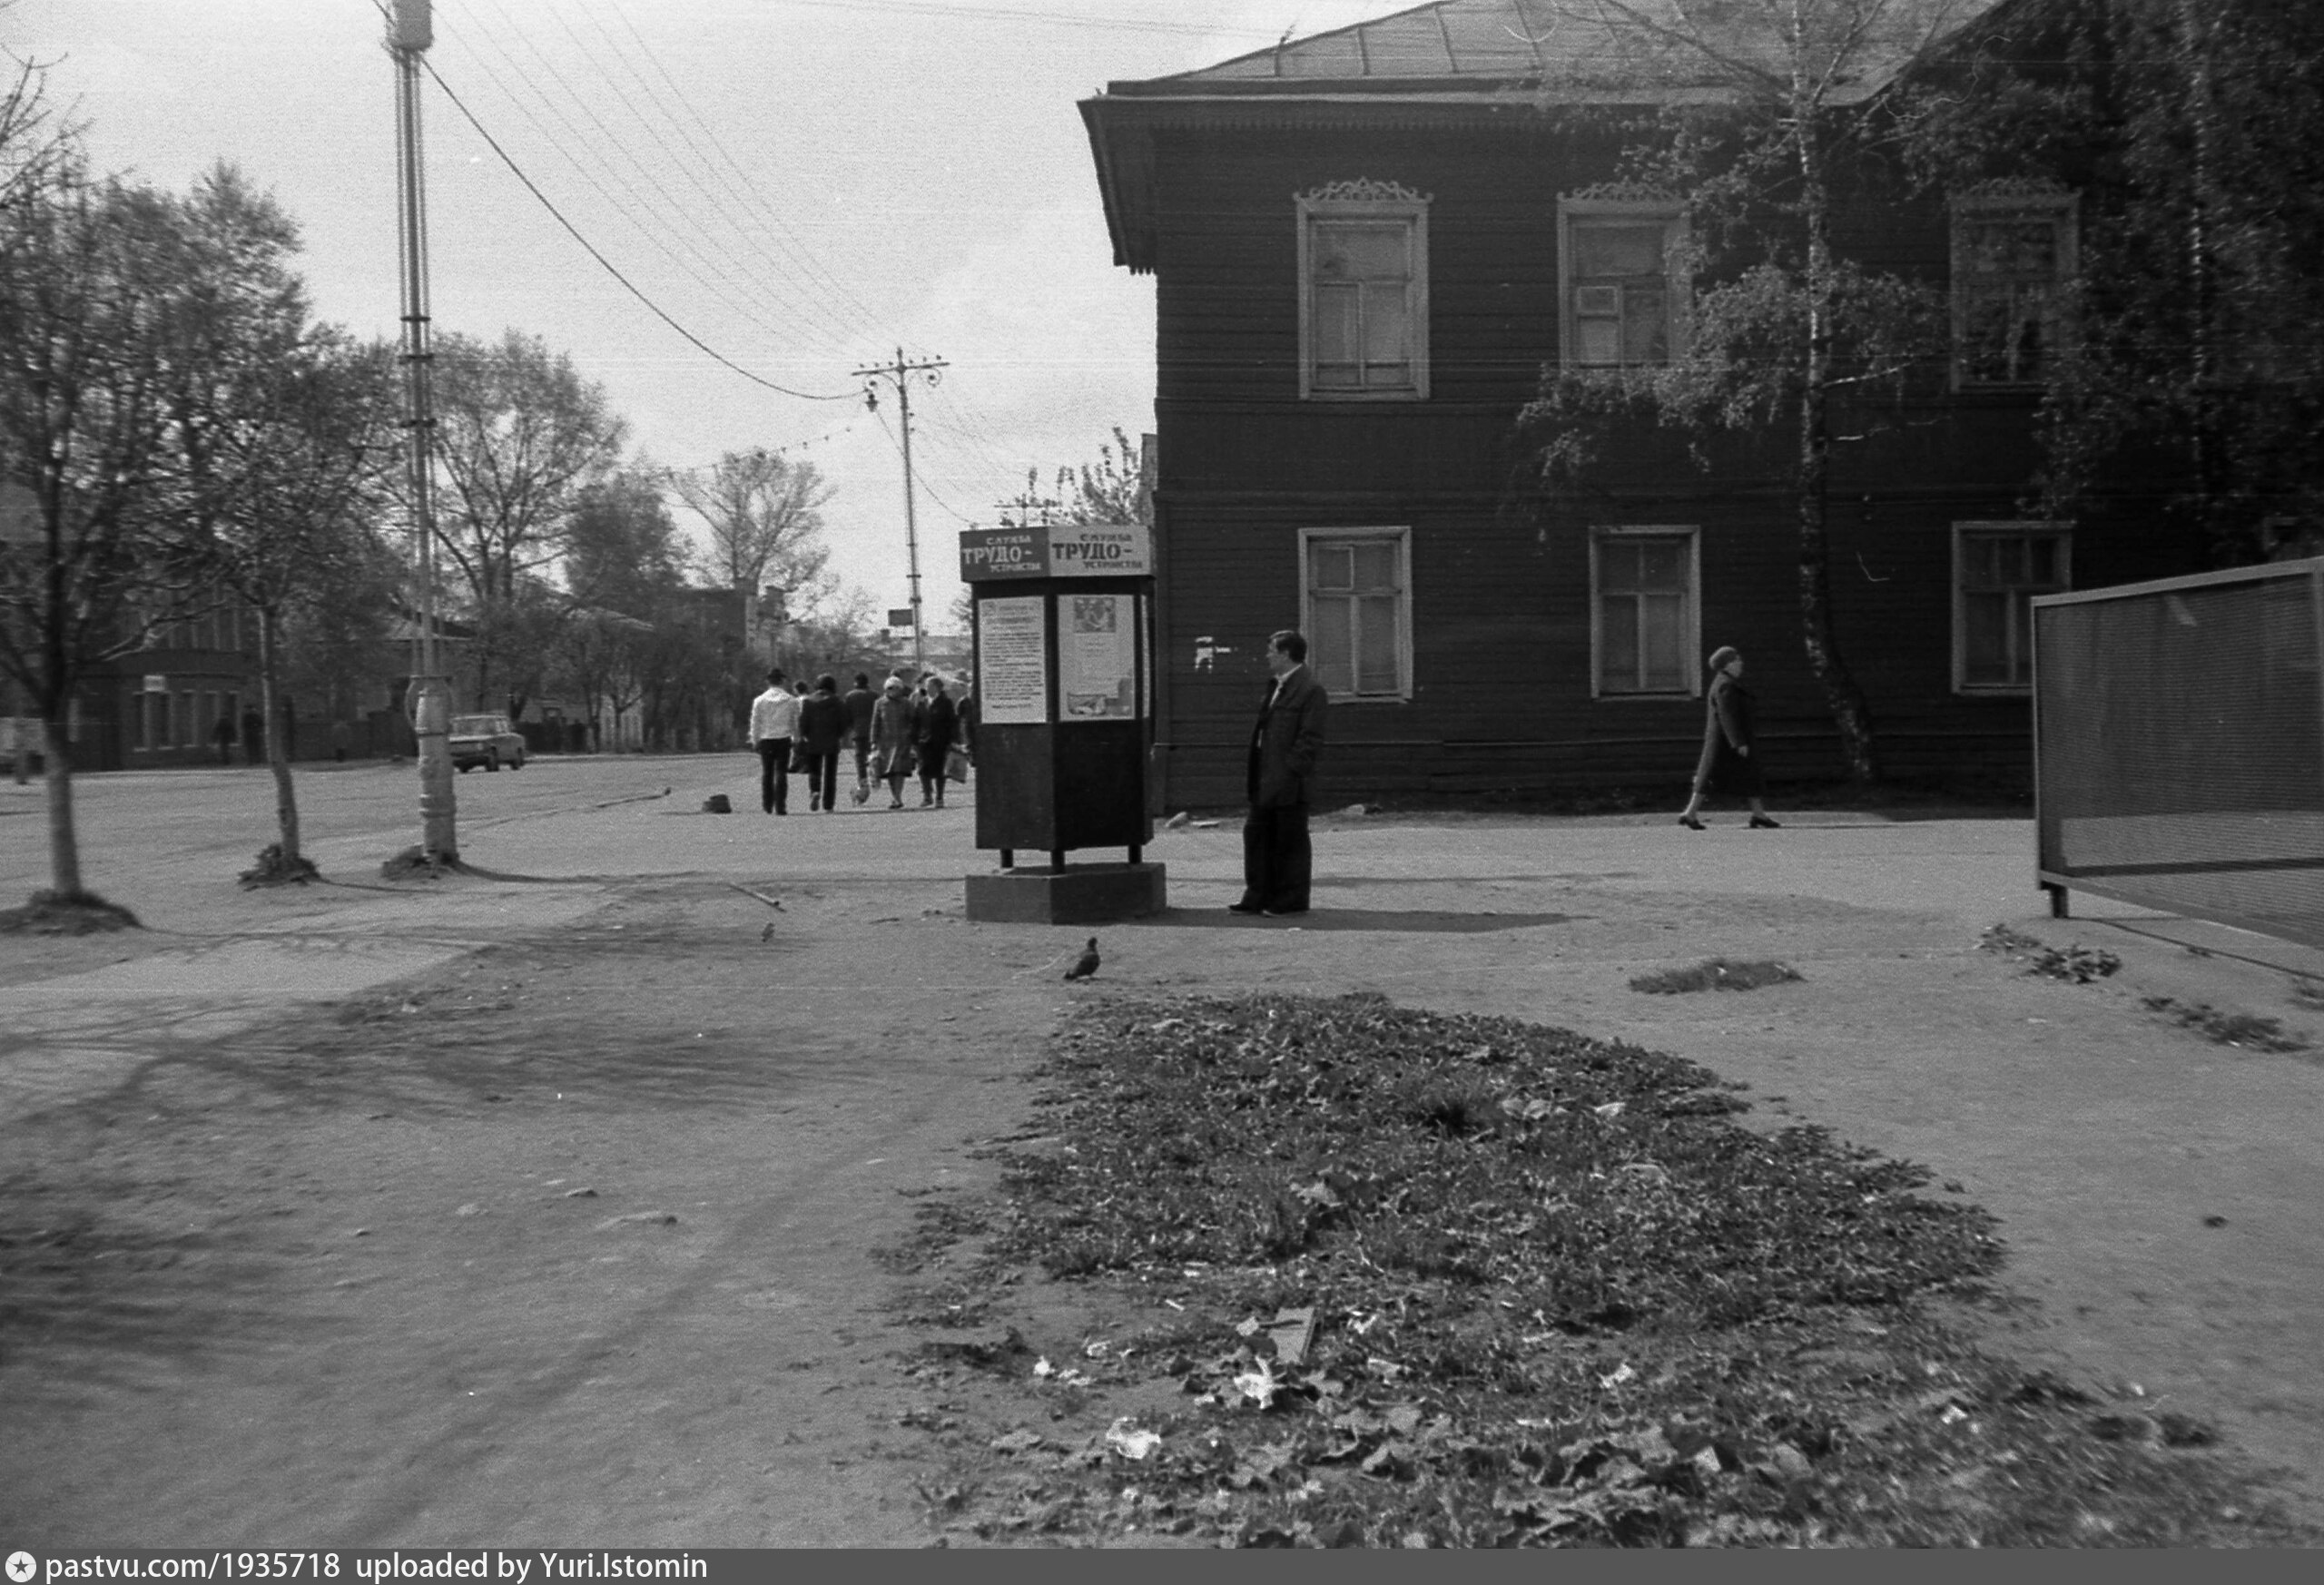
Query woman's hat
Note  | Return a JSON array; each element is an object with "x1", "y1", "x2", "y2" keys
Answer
[{"x1": 1706, "y1": 645, "x2": 1740, "y2": 674}]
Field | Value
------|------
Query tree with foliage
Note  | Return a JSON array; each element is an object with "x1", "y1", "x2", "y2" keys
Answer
[
  {"x1": 565, "y1": 469, "x2": 689, "y2": 613},
  {"x1": 1949, "y1": 0, "x2": 2324, "y2": 563},
  {"x1": 1521, "y1": 0, "x2": 1981, "y2": 783},
  {"x1": 554, "y1": 470, "x2": 688, "y2": 749},
  {"x1": 162, "y1": 165, "x2": 401, "y2": 881},
  {"x1": 0, "y1": 153, "x2": 223, "y2": 919},
  {"x1": 1059, "y1": 425, "x2": 1153, "y2": 528},
  {"x1": 669, "y1": 447, "x2": 835, "y2": 606},
  {"x1": 427, "y1": 328, "x2": 625, "y2": 716}
]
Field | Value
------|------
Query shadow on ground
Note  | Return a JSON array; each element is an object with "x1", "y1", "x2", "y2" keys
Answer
[{"x1": 1143, "y1": 908, "x2": 1580, "y2": 934}]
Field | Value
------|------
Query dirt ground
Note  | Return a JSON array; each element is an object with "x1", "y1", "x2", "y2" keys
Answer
[{"x1": 3, "y1": 770, "x2": 2320, "y2": 1544}]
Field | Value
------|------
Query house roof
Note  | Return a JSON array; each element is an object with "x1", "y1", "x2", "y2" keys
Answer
[
  {"x1": 1121, "y1": 0, "x2": 1990, "y2": 100},
  {"x1": 1081, "y1": 0, "x2": 2008, "y2": 271}
]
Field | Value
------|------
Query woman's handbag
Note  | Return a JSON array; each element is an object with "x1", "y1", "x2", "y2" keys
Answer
[{"x1": 944, "y1": 744, "x2": 970, "y2": 783}]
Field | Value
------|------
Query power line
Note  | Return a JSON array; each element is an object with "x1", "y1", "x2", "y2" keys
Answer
[
  {"x1": 585, "y1": 0, "x2": 894, "y2": 346},
  {"x1": 444, "y1": 0, "x2": 865, "y2": 367},
  {"x1": 414, "y1": 54, "x2": 858, "y2": 401}
]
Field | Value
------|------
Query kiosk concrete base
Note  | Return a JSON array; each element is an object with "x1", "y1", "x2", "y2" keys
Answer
[{"x1": 964, "y1": 862, "x2": 1167, "y2": 925}]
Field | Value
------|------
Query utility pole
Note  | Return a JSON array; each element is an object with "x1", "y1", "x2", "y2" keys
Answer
[
  {"x1": 390, "y1": 0, "x2": 456, "y2": 862},
  {"x1": 995, "y1": 480, "x2": 1063, "y2": 528},
  {"x1": 852, "y1": 349, "x2": 946, "y2": 675}
]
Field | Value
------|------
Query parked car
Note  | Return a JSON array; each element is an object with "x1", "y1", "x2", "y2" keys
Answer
[{"x1": 449, "y1": 714, "x2": 526, "y2": 773}]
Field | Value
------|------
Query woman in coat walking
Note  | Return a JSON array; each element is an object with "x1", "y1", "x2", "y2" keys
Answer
[
  {"x1": 795, "y1": 674, "x2": 848, "y2": 812},
  {"x1": 870, "y1": 676, "x2": 916, "y2": 810},
  {"x1": 1679, "y1": 645, "x2": 1779, "y2": 830}
]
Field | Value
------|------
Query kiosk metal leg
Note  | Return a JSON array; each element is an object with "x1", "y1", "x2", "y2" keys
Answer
[
  {"x1": 1128, "y1": 843, "x2": 1141, "y2": 865},
  {"x1": 1051, "y1": 848, "x2": 1067, "y2": 872},
  {"x1": 1000, "y1": 848, "x2": 1014, "y2": 871},
  {"x1": 2043, "y1": 882, "x2": 2069, "y2": 919}
]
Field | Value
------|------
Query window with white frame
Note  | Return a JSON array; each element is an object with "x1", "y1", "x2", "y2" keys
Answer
[
  {"x1": 1300, "y1": 527, "x2": 1411, "y2": 700},
  {"x1": 1560, "y1": 189, "x2": 1688, "y2": 369},
  {"x1": 1955, "y1": 522, "x2": 2071, "y2": 692},
  {"x1": 1952, "y1": 186, "x2": 2076, "y2": 389},
  {"x1": 1592, "y1": 527, "x2": 1699, "y2": 697},
  {"x1": 1297, "y1": 181, "x2": 1430, "y2": 399}
]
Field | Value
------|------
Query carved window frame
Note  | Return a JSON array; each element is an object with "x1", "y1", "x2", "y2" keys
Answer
[
  {"x1": 1296, "y1": 179, "x2": 1431, "y2": 402},
  {"x1": 1559, "y1": 185, "x2": 1689, "y2": 370},
  {"x1": 1950, "y1": 183, "x2": 2079, "y2": 391}
]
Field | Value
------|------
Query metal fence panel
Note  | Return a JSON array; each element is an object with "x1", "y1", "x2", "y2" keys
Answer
[{"x1": 2034, "y1": 558, "x2": 2324, "y2": 948}]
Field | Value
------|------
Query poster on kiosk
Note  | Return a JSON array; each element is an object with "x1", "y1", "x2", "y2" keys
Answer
[{"x1": 958, "y1": 521, "x2": 1154, "y2": 872}]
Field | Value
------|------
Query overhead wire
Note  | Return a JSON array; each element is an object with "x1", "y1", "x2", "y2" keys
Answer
[
  {"x1": 443, "y1": 0, "x2": 862, "y2": 367},
  {"x1": 554, "y1": 0, "x2": 890, "y2": 353},
  {"x1": 412, "y1": 52, "x2": 857, "y2": 401},
  {"x1": 586, "y1": 0, "x2": 894, "y2": 344}
]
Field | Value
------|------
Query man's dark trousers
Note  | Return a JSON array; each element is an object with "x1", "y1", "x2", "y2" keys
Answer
[
  {"x1": 1242, "y1": 804, "x2": 1311, "y2": 913},
  {"x1": 756, "y1": 736, "x2": 792, "y2": 813}
]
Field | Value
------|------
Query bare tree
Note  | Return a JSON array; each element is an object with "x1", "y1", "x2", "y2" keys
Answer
[
  {"x1": 162, "y1": 166, "x2": 401, "y2": 881},
  {"x1": 669, "y1": 447, "x2": 835, "y2": 607},
  {"x1": 427, "y1": 329, "x2": 625, "y2": 714},
  {"x1": 0, "y1": 156, "x2": 218, "y2": 919},
  {"x1": 1, "y1": 23, "x2": 73, "y2": 221}
]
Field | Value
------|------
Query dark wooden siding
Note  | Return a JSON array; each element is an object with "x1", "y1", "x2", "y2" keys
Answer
[{"x1": 1140, "y1": 117, "x2": 2205, "y2": 809}]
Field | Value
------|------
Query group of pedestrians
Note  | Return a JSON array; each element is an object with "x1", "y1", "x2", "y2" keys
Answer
[{"x1": 747, "y1": 667, "x2": 971, "y2": 815}]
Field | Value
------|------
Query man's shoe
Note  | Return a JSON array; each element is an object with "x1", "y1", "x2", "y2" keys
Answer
[
  {"x1": 1749, "y1": 814, "x2": 1781, "y2": 829},
  {"x1": 1227, "y1": 901, "x2": 1265, "y2": 915},
  {"x1": 1678, "y1": 814, "x2": 1706, "y2": 831},
  {"x1": 1263, "y1": 905, "x2": 1308, "y2": 917}
]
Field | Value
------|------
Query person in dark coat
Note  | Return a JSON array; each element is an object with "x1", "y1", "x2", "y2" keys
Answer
[
  {"x1": 842, "y1": 672, "x2": 877, "y2": 801},
  {"x1": 912, "y1": 674, "x2": 958, "y2": 808},
  {"x1": 241, "y1": 706, "x2": 264, "y2": 765},
  {"x1": 212, "y1": 712, "x2": 236, "y2": 764},
  {"x1": 1232, "y1": 628, "x2": 1328, "y2": 916},
  {"x1": 795, "y1": 674, "x2": 848, "y2": 812},
  {"x1": 1679, "y1": 645, "x2": 1779, "y2": 830}
]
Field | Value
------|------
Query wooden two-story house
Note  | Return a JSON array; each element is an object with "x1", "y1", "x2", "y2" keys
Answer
[{"x1": 1078, "y1": 0, "x2": 2204, "y2": 809}]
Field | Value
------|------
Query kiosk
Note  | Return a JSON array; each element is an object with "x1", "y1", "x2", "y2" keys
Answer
[{"x1": 959, "y1": 521, "x2": 1164, "y2": 924}]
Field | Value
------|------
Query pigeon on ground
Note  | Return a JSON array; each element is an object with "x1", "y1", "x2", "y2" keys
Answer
[
  {"x1": 761, "y1": 920, "x2": 776, "y2": 942},
  {"x1": 1064, "y1": 937, "x2": 1101, "y2": 981},
  {"x1": 1164, "y1": 811, "x2": 1191, "y2": 830}
]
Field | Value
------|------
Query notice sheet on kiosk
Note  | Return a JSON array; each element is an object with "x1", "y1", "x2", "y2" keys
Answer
[
  {"x1": 976, "y1": 596, "x2": 1049, "y2": 724},
  {"x1": 1060, "y1": 594, "x2": 1136, "y2": 720}
]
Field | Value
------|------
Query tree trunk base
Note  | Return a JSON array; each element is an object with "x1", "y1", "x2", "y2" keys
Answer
[
  {"x1": 379, "y1": 844, "x2": 462, "y2": 881},
  {"x1": 240, "y1": 844, "x2": 322, "y2": 889},
  {"x1": 0, "y1": 889, "x2": 143, "y2": 934}
]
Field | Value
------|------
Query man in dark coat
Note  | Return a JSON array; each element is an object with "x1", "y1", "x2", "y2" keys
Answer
[
  {"x1": 842, "y1": 672, "x2": 877, "y2": 796},
  {"x1": 1233, "y1": 628, "x2": 1327, "y2": 917}
]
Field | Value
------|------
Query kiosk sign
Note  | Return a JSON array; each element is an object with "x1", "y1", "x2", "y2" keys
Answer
[
  {"x1": 959, "y1": 520, "x2": 1151, "y2": 581},
  {"x1": 959, "y1": 527, "x2": 1047, "y2": 580},
  {"x1": 1048, "y1": 523, "x2": 1150, "y2": 578}
]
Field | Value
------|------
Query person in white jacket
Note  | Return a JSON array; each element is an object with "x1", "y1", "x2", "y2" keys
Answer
[{"x1": 748, "y1": 667, "x2": 802, "y2": 814}]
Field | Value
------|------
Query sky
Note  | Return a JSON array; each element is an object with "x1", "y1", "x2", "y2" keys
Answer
[{"x1": 5, "y1": 0, "x2": 1421, "y2": 634}]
